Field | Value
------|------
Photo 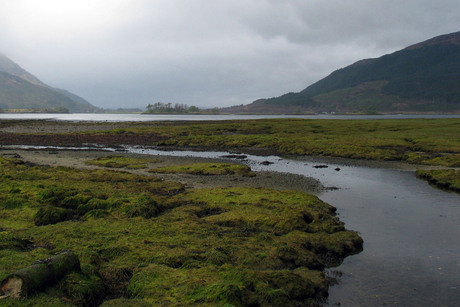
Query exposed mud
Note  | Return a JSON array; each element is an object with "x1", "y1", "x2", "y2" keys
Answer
[{"x1": 0, "y1": 149, "x2": 324, "y2": 194}]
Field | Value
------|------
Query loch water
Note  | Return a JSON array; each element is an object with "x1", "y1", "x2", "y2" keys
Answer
[
  {"x1": 1, "y1": 113, "x2": 460, "y2": 122},
  {"x1": 311, "y1": 162, "x2": 460, "y2": 306}
]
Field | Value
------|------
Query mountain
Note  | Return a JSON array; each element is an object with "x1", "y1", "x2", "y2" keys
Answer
[
  {"x1": 229, "y1": 31, "x2": 460, "y2": 114},
  {"x1": 0, "y1": 54, "x2": 98, "y2": 112}
]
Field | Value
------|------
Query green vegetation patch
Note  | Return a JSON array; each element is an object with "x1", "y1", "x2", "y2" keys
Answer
[
  {"x1": 4, "y1": 118, "x2": 459, "y2": 192},
  {"x1": 151, "y1": 162, "x2": 254, "y2": 176},
  {"x1": 79, "y1": 118, "x2": 460, "y2": 166},
  {"x1": 84, "y1": 118, "x2": 459, "y2": 192},
  {"x1": 0, "y1": 156, "x2": 361, "y2": 306},
  {"x1": 5, "y1": 118, "x2": 460, "y2": 168},
  {"x1": 416, "y1": 169, "x2": 460, "y2": 193},
  {"x1": 85, "y1": 155, "x2": 160, "y2": 169}
]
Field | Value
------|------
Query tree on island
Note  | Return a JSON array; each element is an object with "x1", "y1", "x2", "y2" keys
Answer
[{"x1": 145, "y1": 102, "x2": 200, "y2": 114}]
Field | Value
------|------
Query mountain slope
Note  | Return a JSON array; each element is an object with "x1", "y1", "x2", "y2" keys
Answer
[
  {"x1": 0, "y1": 54, "x2": 45, "y2": 86},
  {"x1": 256, "y1": 31, "x2": 460, "y2": 114},
  {"x1": 0, "y1": 54, "x2": 98, "y2": 112}
]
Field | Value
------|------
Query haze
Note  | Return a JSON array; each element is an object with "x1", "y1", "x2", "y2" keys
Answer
[{"x1": 1, "y1": 0, "x2": 459, "y2": 109}]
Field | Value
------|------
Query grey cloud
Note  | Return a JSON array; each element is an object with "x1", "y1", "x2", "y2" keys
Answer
[{"x1": 0, "y1": 0, "x2": 459, "y2": 109}]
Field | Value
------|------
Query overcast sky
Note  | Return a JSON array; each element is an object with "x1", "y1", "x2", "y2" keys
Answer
[{"x1": 0, "y1": 0, "x2": 459, "y2": 109}]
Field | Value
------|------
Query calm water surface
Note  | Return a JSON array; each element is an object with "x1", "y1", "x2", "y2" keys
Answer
[
  {"x1": 125, "y1": 147, "x2": 460, "y2": 306},
  {"x1": 1, "y1": 113, "x2": 460, "y2": 121},
  {"x1": 314, "y1": 164, "x2": 460, "y2": 306}
]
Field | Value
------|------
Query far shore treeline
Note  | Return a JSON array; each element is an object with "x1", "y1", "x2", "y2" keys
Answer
[{"x1": 144, "y1": 102, "x2": 219, "y2": 114}]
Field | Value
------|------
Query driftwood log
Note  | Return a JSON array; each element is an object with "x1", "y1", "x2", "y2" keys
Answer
[{"x1": 0, "y1": 251, "x2": 80, "y2": 299}]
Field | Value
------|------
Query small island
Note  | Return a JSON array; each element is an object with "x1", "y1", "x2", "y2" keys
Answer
[{"x1": 143, "y1": 102, "x2": 220, "y2": 115}]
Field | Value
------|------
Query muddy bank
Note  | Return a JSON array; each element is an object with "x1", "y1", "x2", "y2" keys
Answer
[
  {"x1": 0, "y1": 149, "x2": 323, "y2": 194},
  {"x1": 0, "y1": 119, "x2": 147, "y2": 133}
]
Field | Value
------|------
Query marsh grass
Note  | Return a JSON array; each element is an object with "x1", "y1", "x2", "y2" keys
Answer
[
  {"x1": 0, "y1": 156, "x2": 361, "y2": 306},
  {"x1": 416, "y1": 169, "x2": 460, "y2": 192},
  {"x1": 87, "y1": 118, "x2": 459, "y2": 192},
  {"x1": 150, "y1": 162, "x2": 255, "y2": 176},
  {"x1": 85, "y1": 155, "x2": 160, "y2": 169},
  {"x1": 2, "y1": 118, "x2": 459, "y2": 191},
  {"x1": 79, "y1": 118, "x2": 459, "y2": 164}
]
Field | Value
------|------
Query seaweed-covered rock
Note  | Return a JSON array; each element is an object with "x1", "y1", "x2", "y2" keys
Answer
[
  {"x1": 100, "y1": 298, "x2": 152, "y2": 306},
  {"x1": 0, "y1": 231, "x2": 31, "y2": 251},
  {"x1": 123, "y1": 195, "x2": 164, "y2": 218},
  {"x1": 39, "y1": 187, "x2": 78, "y2": 206},
  {"x1": 77, "y1": 198, "x2": 120, "y2": 215},
  {"x1": 33, "y1": 206, "x2": 73, "y2": 226},
  {"x1": 59, "y1": 272, "x2": 105, "y2": 306}
]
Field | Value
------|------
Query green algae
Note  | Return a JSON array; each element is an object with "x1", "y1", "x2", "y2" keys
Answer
[
  {"x1": 0, "y1": 231, "x2": 31, "y2": 251},
  {"x1": 59, "y1": 272, "x2": 105, "y2": 306},
  {"x1": 85, "y1": 155, "x2": 160, "y2": 169},
  {"x1": 121, "y1": 194, "x2": 167, "y2": 218},
  {"x1": 151, "y1": 162, "x2": 254, "y2": 176},
  {"x1": 0, "y1": 155, "x2": 361, "y2": 306},
  {"x1": 416, "y1": 169, "x2": 460, "y2": 192}
]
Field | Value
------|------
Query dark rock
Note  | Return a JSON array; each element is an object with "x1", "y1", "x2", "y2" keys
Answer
[
  {"x1": 313, "y1": 165, "x2": 329, "y2": 168},
  {"x1": 260, "y1": 161, "x2": 274, "y2": 165},
  {"x1": 220, "y1": 154, "x2": 248, "y2": 160}
]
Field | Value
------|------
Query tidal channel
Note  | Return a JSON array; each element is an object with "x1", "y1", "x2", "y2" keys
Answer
[{"x1": 127, "y1": 147, "x2": 460, "y2": 306}]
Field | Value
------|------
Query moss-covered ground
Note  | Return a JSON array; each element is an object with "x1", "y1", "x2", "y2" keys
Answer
[
  {"x1": 85, "y1": 155, "x2": 161, "y2": 169},
  {"x1": 416, "y1": 169, "x2": 460, "y2": 192},
  {"x1": 108, "y1": 118, "x2": 460, "y2": 193},
  {"x1": 150, "y1": 162, "x2": 254, "y2": 176},
  {"x1": 2, "y1": 118, "x2": 459, "y2": 165},
  {"x1": 86, "y1": 118, "x2": 460, "y2": 165},
  {"x1": 0, "y1": 155, "x2": 362, "y2": 306},
  {"x1": 2, "y1": 118, "x2": 459, "y2": 192}
]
